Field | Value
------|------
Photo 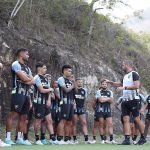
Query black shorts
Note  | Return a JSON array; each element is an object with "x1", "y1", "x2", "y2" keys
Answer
[
  {"x1": 98, "y1": 112, "x2": 112, "y2": 119},
  {"x1": 60, "y1": 104, "x2": 74, "y2": 121},
  {"x1": 51, "y1": 107, "x2": 61, "y2": 123},
  {"x1": 146, "y1": 114, "x2": 150, "y2": 121},
  {"x1": 94, "y1": 112, "x2": 99, "y2": 122},
  {"x1": 11, "y1": 94, "x2": 30, "y2": 114},
  {"x1": 121, "y1": 114, "x2": 123, "y2": 124},
  {"x1": 121, "y1": 99, "x2": 139, "y2": 117},
  {"x1": 74, "y1": 107, "x2": 85, "y2": 116},
  {"x1": 33, "y1": 103, "x2": 50, "y2": 119}
]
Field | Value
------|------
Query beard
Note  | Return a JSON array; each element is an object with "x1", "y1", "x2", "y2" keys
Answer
[{"x1": 102, "y1": 87, "x2": 107, "y2": 90}]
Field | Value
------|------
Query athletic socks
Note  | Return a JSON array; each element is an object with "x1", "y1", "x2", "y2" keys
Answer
[
  {"x1": 84, "y1": 135, "x2": 88, "y2": 141},
  {"x1": 6, "y1": 132, "x2": 11, "y2": 140},
  {"x1": 132, "y1": 135, "x2": 137, "y2": 141},
  {"x1": 64, "y1": 136, "x2": 69, "y2": 142},
  {"x1": 50, "y1": 134, "x2": 56, "y2": 141},
  {"x1": 35, "y1": 135, "x2": 40, "y2": 141},
  {"x1": 57, "y1": 136, "x2": 63, "y2": 141},
  {"x1": 140, "y1": 134, "x2": 145, "y2": 139},
  {"x1": 93, "y1": 136, "x2": 96, "y2": 140},
  {"x1": 40, "y1": 133, "x2": 45, "y2": 140},
  {"x1": 110, "y1": 135, "x2": 113, "y2": 141},
  {"x1": 23, "y1": 133, "x2": 28, "y2": 141},
  {"x1": 100, "y1": 135, "x2": 105, "y2": 141},
  {"x1": 73, "y1": 136, "x2": 77, "y2": 141},
  {"x1": 125, "y1": 135, "x2": 130, "y2": 141}
]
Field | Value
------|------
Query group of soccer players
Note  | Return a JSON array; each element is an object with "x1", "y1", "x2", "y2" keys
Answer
[{"x1": 0, "y1": 48, "x2": 150, "y2": 147}]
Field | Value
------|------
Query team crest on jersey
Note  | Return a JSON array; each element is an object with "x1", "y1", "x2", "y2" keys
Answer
[
  {"x1": 15, "y1": 105, "x2": 18, "y2": 109},
  {"x1": 81, "y1": 91, "x2": 85, "y2": 95},
  {"x1": 37, "y1": 113, "x2": 41, "y2": 117},
  {"x1": 128, "y1": 74, "x2": 131, "y2": 78}
]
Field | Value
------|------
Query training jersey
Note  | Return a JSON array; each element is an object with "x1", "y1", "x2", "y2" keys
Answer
[
  {"x1": 33, "y1": 74, "x2": 50, "y2": 104},
  {"x1": 74, "y1": 88, "x2": 87, "y2": 108},
  {"x1": 145, "y1": 95, "x2": 150, "y2": 115},
  {"x1": 95, "y1": 89, "x2": 113, "y2": 113},
  {"x1": 11, "y1": 61, "x2": 32, "y2": 96},
  {"x1": 58, "y1": 76, "x2": 74, "y2": 105},
  {"x1": 122, "y1": 71, "x2": 140, "y2": 100}
]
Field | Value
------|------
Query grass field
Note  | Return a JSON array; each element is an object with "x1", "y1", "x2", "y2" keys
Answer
[{"x1": 2, "y1": 143, "x2": 150, "y2": 150}]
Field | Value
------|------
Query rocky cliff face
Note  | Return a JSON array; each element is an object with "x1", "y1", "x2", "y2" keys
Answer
[{"x1": 0, "y1": 0, "x2": 149, "y2": 133}]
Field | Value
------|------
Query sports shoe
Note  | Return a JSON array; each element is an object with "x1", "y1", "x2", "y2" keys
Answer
[
  {"x1": 41, "y1": 139, "x2": 49, "y2": 145},
  {"x1": 16, "y1": 139, "x2": 30, "y2": 145},
  {"x1": 101, "y1": 140, "x2": 105, "y2": 144},
  {"x1": 92, "y1": 140, "x2": 96, "y2": 144},
  {"x1": 120, "y1": 139, "x2": 131, "y2": 145},
  {"x1": 0, "y1": 140, "x2": 11, "y2": 147},
  {"x1": 35, "y1": 140, "x2": 44, "y2": 145},
  {"x1": 5, "y1": 139, "x2": 15, "y2": 145},
  {"x1": 132, "y1": 140, "x2": 137, "y2": 145},
  {"x1": 85, "y1": 140, "x2": 95, "y2": 144},
  {"x1": 73, "y1": 140, "x2": 79, "y2": 144},
  {"x1": 110, "y1": 140, "x2": 117, "y2": 144},
  {"x1": 105, "y1": 140, "x2": 111, "y2": 144},
  {"x1": 136, "y1": 138, "x2": 146, "y2": 145},
  {"x1": 68, "y1": 140, "x2": 76, "y2": 144},
  {"x1": 49, "y1": 140, "x2": 59, "y2": 145},
  {"x1": 57, "y1": 140, "x2": 68, "y2": 145},
  {"x1": 23, "y1": 140, "x2": 32, "y2": 145}
]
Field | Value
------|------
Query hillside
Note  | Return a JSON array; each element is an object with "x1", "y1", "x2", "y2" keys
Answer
[{"x1": 0, "y1": 0, "x2": 150, "y2": 133}]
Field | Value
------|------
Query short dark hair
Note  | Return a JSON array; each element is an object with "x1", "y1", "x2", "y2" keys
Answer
[
  {"x1": 123, "y1": 59, "x2": 134, "y2": 68},
  {"x1": 76, "y1": 78, "x2": 82, "y2": 81},
  {"x1": 16, "y1": 48, "x2": 28, "y2": 56},
  {"x1": 62, "y1": 65, "x2": 72, "y2": 73},
  {"x1": 100, "y1": 79, "x2": 106, "y2": 84},
  {"x1": 36, "y1": 62, "x2": 45, "y2": 70}
]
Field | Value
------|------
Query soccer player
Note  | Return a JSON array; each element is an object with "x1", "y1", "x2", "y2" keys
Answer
[
  {"x1": 106, "y1": 59, "x2": 146, "y2": 145},
  {"x1": 5, "y1": 49, "x2": 34, "y2": 145},
  {"x1": 95, "y1": 79, "x2": 116, "y2": 144},
  {"x1": 72, "y1": 78, "x2": 94, "y2": 144},
  {"x1": 33, "y1": 62, "x2": 58, "y2": 145},
  {"x1": 57, "y1": 65, "x2": 75, "y2": 144}
]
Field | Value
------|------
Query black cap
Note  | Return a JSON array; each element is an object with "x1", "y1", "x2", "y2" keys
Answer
[{"x1": 16, "y1": 48, "x2": 28, "y2": 56}]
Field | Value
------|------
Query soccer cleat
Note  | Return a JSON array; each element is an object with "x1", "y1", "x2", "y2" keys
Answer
[
  {"x1": 120, "y1": 139, "x2": 131, "y2": 145},
  {"x1": 73, "y1": 140, "x2": 79, "y2": 144},
  {"x1": 57, "y1": 140, "x2": 68, "y2": 145},
  {"x1": 35, "y1": 140, "x2": 44, "y2": 145},
  {"x1": 0, "y1": 140, "x2": 11, "y2": 147},
  {"x1": 101, "y1": 140, "x2": 105, "y2": 144},
  {"x1": 5, "y1": 139, "x2": 15, "y2": 145},
  {"x1": 136, "y1": 138, "x2": 146, "y2": 145},
  {"x1": 105, "y1": 140, "x2": 111, "y2": 144},
  {"x1": 23, "y1": 140, "x2": 32, "y2": 145},
  {"x1": 85, "y1": 140, "x2": 95, "y2": 144},
  {"x1": 41, "y1": 139, "x2": 49, "y2": 145},
  {"x1": 16, "y1": 139, "x2": 29, "y2": 145},
  {"x1": 49, "y1": 140, "x2": 59, "y2": 145},
  {"x1": 132, "y1": 140, "x2": 137, "y2": 145},
  {"x1": 110, "y1": 140, "x2": 117, "y2": 144}
]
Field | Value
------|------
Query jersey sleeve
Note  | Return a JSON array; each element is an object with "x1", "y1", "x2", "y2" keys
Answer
[
  {"x1": 12, "y1": 61, "x2": 21, "y2": 73},
  {"x1": 110, "y1": 91, "x2": 113, "y2": 98},
  {"x1": 58, "y1": 77, "x2": 65, "y2": 87},
  {"x1": 145, "y1": 95, "x2": 150, "y2": 102},
  {"x1": 95, "y1": 90, "x2": 101, "y2": 99},
  {"x1": 132, "y1": 72, "x2": 140, "y2": 81},
  {"x1": 140, "y1": 94, "x2": 146, "y2": 104},
  {"x1": 117, "y1": 97, "x2": 122, "y2": 104},
  {"x1": 34, "y1": 75, "x2": 42, "y2": 87}
]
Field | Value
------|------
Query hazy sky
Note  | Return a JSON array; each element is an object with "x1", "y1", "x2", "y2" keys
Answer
[{"x1": 85, "y1": 0, "x2": 150, "y2": 33}]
